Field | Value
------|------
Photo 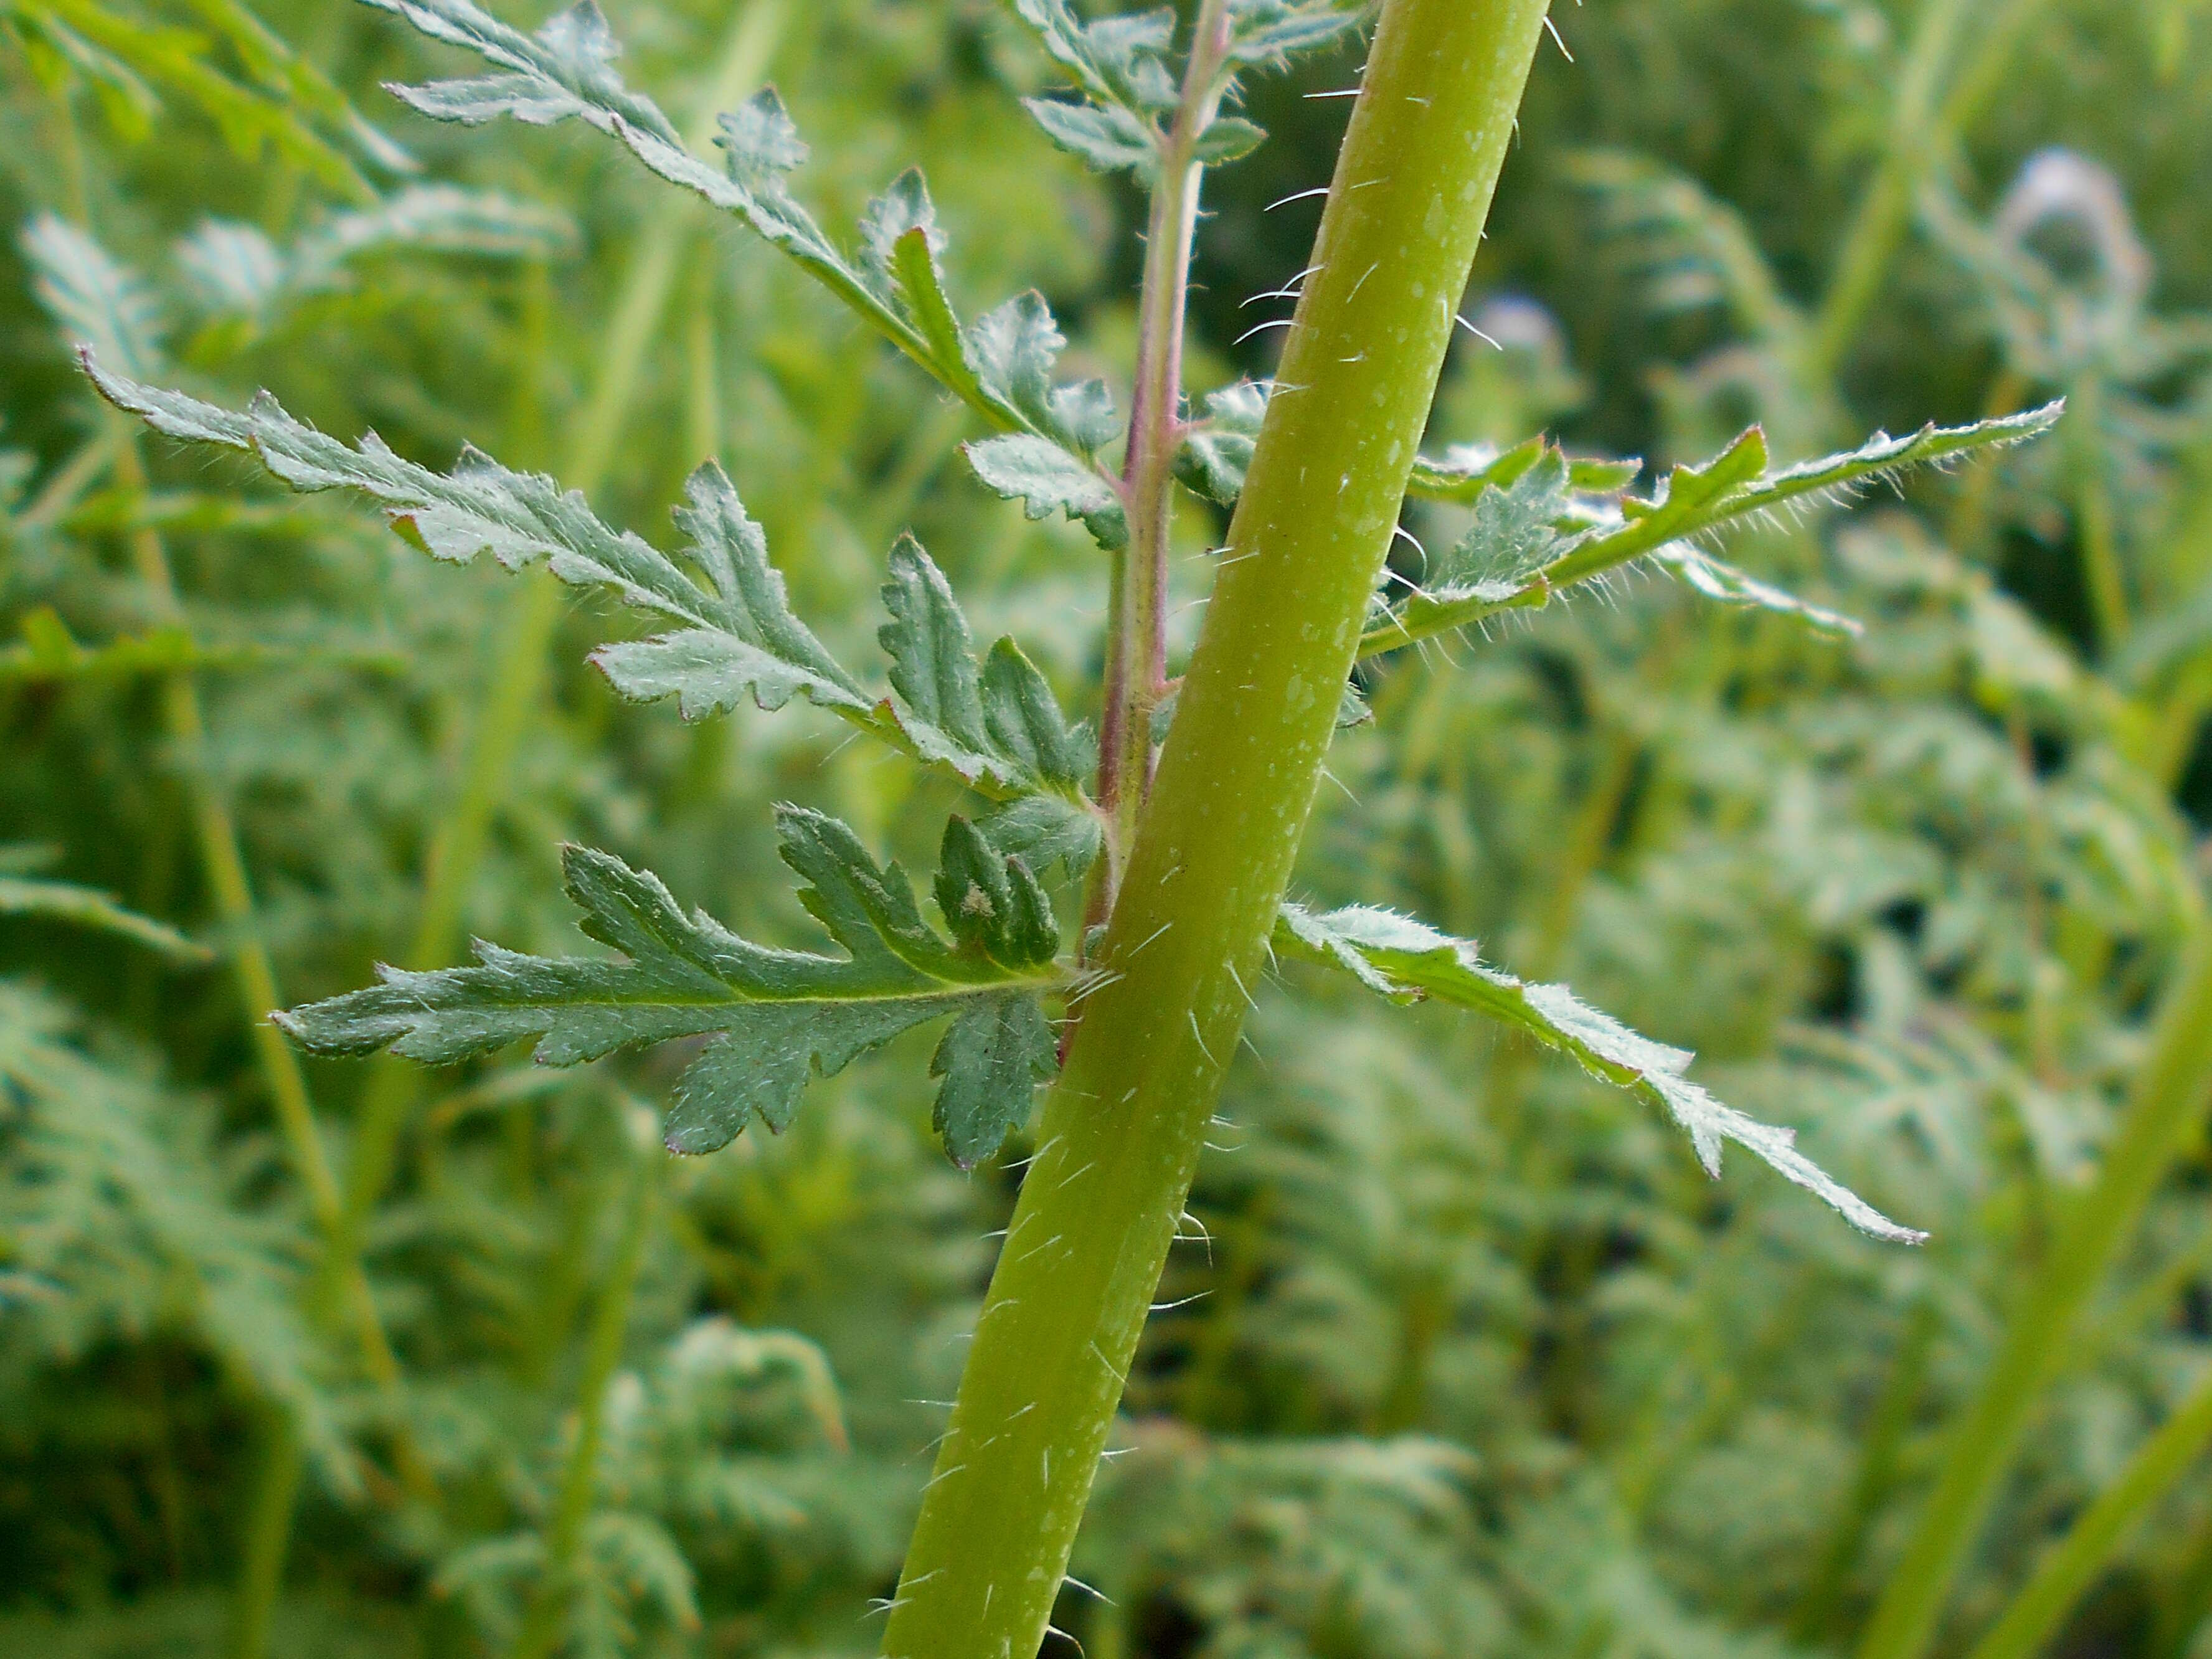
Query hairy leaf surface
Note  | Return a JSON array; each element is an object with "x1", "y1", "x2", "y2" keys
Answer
[
  {"x1": 1274, "y1": 903, "x2": 1927, "y2": 1242},
  {"x1": 280, "y1": 812, "x2": 1063, "y2": 1165},
  {"x1": 1361, "y1": 407, "x2": 2061, "y2": 657},
  {"x1": 84, "y1": 361, "x2": 1097, "y2": 831}
]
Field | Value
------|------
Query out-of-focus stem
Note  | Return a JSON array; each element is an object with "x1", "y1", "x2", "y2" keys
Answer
[
  {"x1": 508, "y1": 1110, "x2": 661, "y2": 1659},
  {"x1": 1962, "y1": 1369, "x2": 2212, "y2": 1659},
  {"x1": 1855, "y1": 925, "x2": 2212, "y2": 1659}
]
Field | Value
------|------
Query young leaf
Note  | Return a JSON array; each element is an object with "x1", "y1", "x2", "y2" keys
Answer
[
  {"x1": 1191, "y1": 117, "x2": 1268, "y2": 167},
  {"x1": 278, "y1": 813, "x2": 1064, "y2": 1167},
  {"x1": 965, "y1": 433, "x2": 1128, "y2": 549},
  {"x1": 1418, "y1": 445, "x2": 1577, "y2": 594},
  {"x1": 1173, "y1": 380, "x2": 1270, "y2": 505},
  {"x1": 1226, "y1": 0, "x2": 1369, "y2": 67},
  {"x1": 1274, "y1": 904, "x2": 1926, "y2": 1243},
  {"x1": 1363, "y1": 410, "x2": 2056, "y2": 658},
  {"x1": 1406, "y1": 434, "x2": 1642, "y2": 503}
]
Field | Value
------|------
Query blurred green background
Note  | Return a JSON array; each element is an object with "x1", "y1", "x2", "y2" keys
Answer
[{"x1": 2, "y1": 0, "x2": 2210, "y2": 1656}]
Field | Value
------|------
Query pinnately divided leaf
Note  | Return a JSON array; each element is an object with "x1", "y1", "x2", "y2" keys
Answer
[
  {"x1": 1009, "y1": 0, "x2": 1179, "y2": 115},
  {"x1": 362, "y1": 0, "x2": 1104, "y2": 481},
  {"x1": 279, "y1": 812, "x2": 1065, "y2": 1166},
  {"x1": 1359, "y1": 405, "x2": 2062, "y2": 658},
  {"x1": 1273, "y1": 904, "x2": 1927, "y2": 1243},
  {"x1": 82, "y1": 359, "x2": 1100, "y2": 844}
]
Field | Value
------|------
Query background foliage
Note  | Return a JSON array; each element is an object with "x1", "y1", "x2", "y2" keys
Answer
[{"x1": 2, "y1": 0, "x2": 2210, "y2": 1656}]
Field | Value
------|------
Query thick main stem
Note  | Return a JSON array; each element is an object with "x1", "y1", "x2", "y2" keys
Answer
[
  {"x1": 879, "y1": 2, "x2": 1554, "y2": 1653},
  {"x1": 1855, "y1": 923, "x2": 2212, "y2": 1659}
]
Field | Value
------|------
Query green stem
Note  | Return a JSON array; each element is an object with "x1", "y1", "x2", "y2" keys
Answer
[
  {"x1": 879, "y1": 2, "x2": 1554, "y2": 1653},
  {"x1": 2152, "y1": 1520, "x2": 2212, "y2": 1659},
  {"x1": 1854, "y1": 924, "x2": 2212, "y2": 1659},
  {"x1": 229, "y1": 1406, "x2": 306, "y2": 1659},
  {"x1": 110, "y1": 436, "x2": 428, "y2": 1655},
  {"x1": 508, "y1": 1110, "x2": 660, "y2": 1659},
  {"x1": 1809, "y1": 0, "x2": 2050, "y2": 378},
  {"x1": 2069, "y1": 376, "x2": 2130, "y2": 655},
  {"x1": 1792, "y1": 1293, "x2": 1940, "y2": 1643},
  {"x1": 1962, "y1": 1368, "x2": 2212, "y2": 1659},
  {"x1": 318, "y1": 0, "x2": 791, "y2": 1314},
  {"x1": 1095, "y1": 0, "x2": 1234, "y2": 914}
]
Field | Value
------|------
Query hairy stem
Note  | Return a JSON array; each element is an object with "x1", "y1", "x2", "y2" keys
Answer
[
  {"x1": 880, "y1": 2, "x2": 1554, "y2": 1652},
  {"x1": 1095, "y1": 0, "x2": 1234, "y2": 915},
  {"x1": 1855, "y1": 923, "x2": 2212, "y2": 1659}
]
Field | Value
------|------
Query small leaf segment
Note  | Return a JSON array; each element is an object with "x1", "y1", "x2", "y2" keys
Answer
[
  {"x1": 280, "y1": 811, "x2": 1067, "y2": 1170},
  {"x1": 1274, "y1": 904, "x2": 1927, "y2": 1242}
]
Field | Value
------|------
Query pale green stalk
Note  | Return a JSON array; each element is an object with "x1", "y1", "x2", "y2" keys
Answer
[
  {"x1": 1810, "y1": 0, "x2": 2053, "y2": 377},
  {"x1": 879, "y1": 1, "x2": 1556, "y2": 1652},
  {"x1": 1962, "y1": 1367, "x2": 2212, "y2": 1659},
  {"x1": 320, "y1": 0, "x2": 792, "y2": 1308},
  {"x1": 508, "y1": 1109, "x2": 661, "y2": 1659},
  {"x1": 108, "y1": 436, "x2": 429, "y2": 1659},
  {"x1": 1792, "y1": 1294, "x2": 1940, "y2": 1643},
  {"x1": 1855, "y1": 925, "x2": 2212, "y2": 1659}
]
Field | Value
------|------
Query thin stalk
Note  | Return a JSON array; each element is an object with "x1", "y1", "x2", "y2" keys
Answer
[
  {"x1": 1792, "y1": 1293, "x2": 1941, "y2": 1643},
  {"x1": 1810, "y1": 0, "x2": 2052, "y2": 378},
  {"x1": 110, "y1": 436, "x2": 428, "y2": 1655},
  {"x1": 1962, "y1": 1367, "x2": 2212, "y2": 1659},
  {"x1": 508, "y1": 1110, "x2": 660, "y2": 1659},
  {"x1": 1855, "y1": 925, "x2": 2212, "y2": 1659},
  {"x1": 1095, "y1": 0, "x2": 1236, "y2": 914},
  {"x1": 318, "y1": 0, "x2": 792, "y2": 1313},
  {"x1": 229, "y1": 1408, "x2": 305, "y2": 1659},
  {"x1": 2068, "y1": 377, "x2": 2129, "y2": 654},
  {"x1": 880, "y1": 2, "x2": 1555, "y2": 1653},
  {"x1": 1945, "y1": 366, "x2": 2031, "y2": 555},
  {"x1": 113, "y1": 442, "x2": 353, "y2": 1291}
]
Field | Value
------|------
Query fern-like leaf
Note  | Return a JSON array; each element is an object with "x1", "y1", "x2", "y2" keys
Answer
[
  {"x1": 1360, "y1": 406, "x2": 2062, "y2": 657},
  {"x1": 22, "y1": 213, "x2": 165, "y2": 377},
  {"x1": 1274, "y1": 903, "x2": 1927, "y2": 1243},
  {"x1": 361, "y1": 0, "x2": 1110, "y2": 491},
  {"x1": 280, "y1": 812, "x2": 1064, "y2": 1166},
  {"x1": 82, "y1": 359, "x2": 1100, "y2": 851}
]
